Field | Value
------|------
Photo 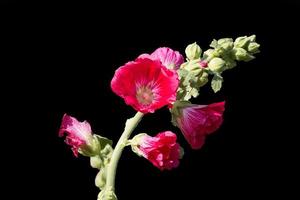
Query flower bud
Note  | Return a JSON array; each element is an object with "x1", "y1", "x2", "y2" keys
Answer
[
  {"x1": 95, "y1": 167, "x2": 107, "y2": 190},
  {"x1": 198, "y1": 71, "x2": 209, "y2": 87},
  {"x1": 218, "y1": 38, "x2": 234, "y2": 51},
  {"x1": 98, "y1": 186, "x2": 117, "y2": 200},
  {"x1": 208, "y1": 57, "x2": 226, "y2": 72},
  {"x1": 90, "y1": 155, "x2": 102, "y2": 169},
  {"x1": 180, "y1": 59, "x2": 202, "y2": 75},
  {"x1": 233, "y1": 47, "x2": 255, "y2": 61},
  {"x1": 202, "y1": 49, "x2": 216, "y2": 61},
  {"x1": 234, "y1": 36, "x2": 250, "y2": 48},
  {"x1": 234, "y1": 35, "x2": 258, "y2": 53},
  {"x1": 247, "y1": 42, "x2": 260, "y2": 53},
  {"x1": 185, "y1": 42, "x2": 202, "y2": 60}
]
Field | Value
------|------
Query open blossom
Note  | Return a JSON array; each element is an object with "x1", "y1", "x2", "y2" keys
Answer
[
  {"x1": 139, "y1": 47, "x2": 184, "y2": 70},
  {"x1": 59, "y1": 114, "x2": 93, "y2": 157},
  {"x1": 173, "y1": 101, "x2": 225, "y2": 149},
  {"x1": 131, "y1": 131, "x2": 182, "y2": 170},
  {"x1": 111, "y1": 58, "x2": 179, "y2": 113}
]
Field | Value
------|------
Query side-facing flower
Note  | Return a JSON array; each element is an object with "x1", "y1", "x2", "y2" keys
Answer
[
  {"x1": 139, "y1": 47, "x2": 184, "y2": 70},
  {"x1": 171, "y1": 101, "x2": 225, "y2": 149},
  {"x1": 59, "y1": 114, "x2": 99, "y2": 157},
  {"x1": 131, "y1": 131, "x2": 183, "y2": 170},
  {"x1": 111, "y1": 58, "x2": 179, "y2": 113}
]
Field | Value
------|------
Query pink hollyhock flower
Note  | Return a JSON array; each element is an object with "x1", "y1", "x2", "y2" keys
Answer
[
  {"x1": 111, "y1": 58, "x2": 179, "y2": 113},
  {"x1": 139, "y1": 47, "x2": 184, "y2": 70},
  {"x1": 132, "y1": 131, "x2": 182, "y2": 170},
  {"x1": 59, "y1": 114, "x2": 93, "y2": 157},
  {"x1": 174, "y1": 101, "x2": 225, "y2": 149}
]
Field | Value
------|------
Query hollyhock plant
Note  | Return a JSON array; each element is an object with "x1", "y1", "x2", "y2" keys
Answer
[
  {"x1": 139, "y1": 47, "x2": 184, "y2": 70},
  {"x1": 57, "y1": 35, "x2": 260, "y2": 200},
  {"x1": 131, "y1": 131, "x2": 182, "y2": 170},
  {"x1": 171, "y1": 101, "x2": 225, "y2": 149},
  {"x1": 111, "y1": 57, "x2": 179, "y2": 113}
]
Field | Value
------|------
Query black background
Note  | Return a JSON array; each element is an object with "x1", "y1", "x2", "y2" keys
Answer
[{"x1": 2, "y1": 1, "x2": 299, "y2": 199}]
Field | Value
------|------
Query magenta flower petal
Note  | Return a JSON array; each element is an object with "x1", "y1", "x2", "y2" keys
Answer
[
  {"x1": 137, "y1": 131, "x2": 181, "y2": 170},
  {"x1": 59, "y1": 114, "x2": 92, "y2": 157},
  {"x1": 176, "y1": 101, "x2": 225, "y2": 149},
  {"x1": 150, "y1": 47, "x2": 184, "y2": 70},
  {"x1": 138, "y1": 47, "x2": 184, "y2": 70},
  {"x1": 111, "y1": 58, "x2": 179, "y2": 113}
]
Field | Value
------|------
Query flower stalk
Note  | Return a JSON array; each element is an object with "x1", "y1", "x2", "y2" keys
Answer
[{"x1": 106, "y1": 112, "x2": 144, "y2": 190}]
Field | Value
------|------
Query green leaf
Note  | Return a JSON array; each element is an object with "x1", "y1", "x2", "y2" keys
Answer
[{"x1": 211, "y1": 74, "x2": 223, "y2": 93}]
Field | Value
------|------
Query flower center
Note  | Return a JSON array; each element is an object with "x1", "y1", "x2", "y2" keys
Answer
[{"x1": 136, "y1": 86, "x2": 154, "y2": 105}]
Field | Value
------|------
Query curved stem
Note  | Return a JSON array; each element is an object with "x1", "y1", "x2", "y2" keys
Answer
[{"x1": 106, "y1": 112, "x2": 144, "y2": 190}]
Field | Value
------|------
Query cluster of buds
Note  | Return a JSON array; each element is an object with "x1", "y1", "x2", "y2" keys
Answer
[{"x1": 58, "y1": 35, "x2": 260, "y2": 200}]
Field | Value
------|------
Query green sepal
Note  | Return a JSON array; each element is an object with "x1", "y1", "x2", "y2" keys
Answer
[
  {"x1": 78, "y1": 135, "x2": 101, "y2": 157},
  {"x1": 170, "y1": 100, "x2": 191, "y2": 126},
  {"x1": 129, "y1": 133, "x2": 147, "y2": 156}
]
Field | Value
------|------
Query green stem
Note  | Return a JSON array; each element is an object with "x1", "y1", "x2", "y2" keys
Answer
[{"x1": 106, "y1": 112, "x2": 144, "y2": 190}]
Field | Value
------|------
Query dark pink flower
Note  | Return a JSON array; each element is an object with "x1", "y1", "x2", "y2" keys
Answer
[
  {"x1": 139, "y1": 47, "x2": 184, "y2": 70},
  {"x1": 175, "y1": 101, "x2": 225, "y2": 149},
  {"x1": 111, "y1": 58, "x2": 179, "y2": 113},
  {"x1": 59, "y1": 114, "x2": 93, "y2": 157},
  {"x1": 133, "y1": 131, "x2": 181, "y2": 170}
]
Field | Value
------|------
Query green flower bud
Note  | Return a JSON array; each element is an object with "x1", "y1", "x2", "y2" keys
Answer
[
  {"x1": 95, "y1": 167, "x2": 107, "y2": 190},
  {"x1": 234, "y1": 36, "x2": 250, "y2": 48},
  {"x1": 247, "y1": 42, "x2": 260, "y2": 53},
  {"x1": 218, "y1": 38, "x2": 234, "y2": 51},
  {"x1": 198, "y1": 72, "x2": 209, "y2": 87},
  {"x1": 98, "y1": 186, "x2": 117, "y2": 200},
  {"x1": 233, "y1": 47, "x2": 255, "y2": 61},
  {"x1": 208, "y1": 57, "x2": 226, "y2": 72},
  {"x1": 248, "y1": 34, "x2": 256, "y2": 42},
  {"x1": 90, "y1": 155, "x2": 102, "y2": 169},
  {"x1": 202, "y1": 49, "x2": 216, "y2": 61},
  {"x1": 180, "y1": 59, "x2": 202, "y2": 75},
  {"x1": 185, "y1": 42, "x2": 202, "y2": 60},
  {"x1": 234, "y1": 35, "x2": 258, "y2": 51}
]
